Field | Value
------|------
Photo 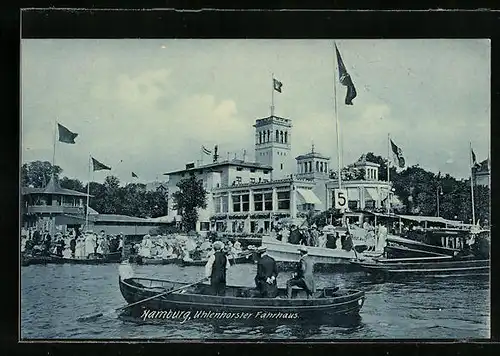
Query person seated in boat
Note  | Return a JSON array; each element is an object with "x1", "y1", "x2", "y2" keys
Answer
[
  {"x1": 205, "y1": 241, "x2": 231, "y2": 296},
  {"x1": 43, "y1": 231, "x2": 52, "y2": 253},
  {"x1": 286, "y1": 246, "x2": 315, "y2": 299},
  {"x1": 69, "y1": 236, "x2": 77, "y2": 258},
  {"x1": 343, "y1": 232, "x2": 354, "y2": 252},
  {"x1": 326, "y1": 232, "x2": 337, "y2": 249},
  {"x1": 233, "y1": 238, "x2": 242, "y2": 253},
  {"x1": 55, "y1": 237, "x2": 65, "y2": 257},
  {"x1": 254, "y1": 246, "x2": 278, "y2": 298}
]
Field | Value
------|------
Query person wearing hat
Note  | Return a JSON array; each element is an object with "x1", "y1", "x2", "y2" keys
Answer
[
  {"x1": 254, "y1": 247, "x2": 278, "y2": 298},
  {"x1": 286, "y1": 246, "x2": 315, "y2": 299},
  {"x1": 205, "y1": 240, "x2": 231, "y2": 296},
  {"x1": 289, "y1": 225, "x2": 301, "y2": 245}
]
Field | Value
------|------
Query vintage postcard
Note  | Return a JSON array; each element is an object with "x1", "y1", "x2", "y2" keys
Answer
[{"x1": 20, "y1": 37, "x2": 490, "y2": 340}]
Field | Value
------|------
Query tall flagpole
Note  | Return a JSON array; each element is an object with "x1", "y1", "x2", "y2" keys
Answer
[
  {"x1": 469, "y1": 142, "x2": 476, "y2": 225},
  {"x1": 86, "y1": 154, "x2": 91, "y2": 230},
  {"x1": 333, "y1": 42, "x2": 342, "y2": 190},
  {"x1": 387, "y1": 133, "x2": 391, "y2": 214},
  {"x1": 271, "y1": 73, "x2": 275, "y2": 117},
  {"x1": 52, "y1": 119, "x2": 57, "y2": 172}
]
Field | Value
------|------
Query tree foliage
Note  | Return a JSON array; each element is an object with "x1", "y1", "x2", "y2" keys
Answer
[
  {"x1": 172, "y1": 176, "x2": 207, "y2": 232},
  {"x1": 21, "y1": 161, "x2": 63, "y2": 188},
  {"x1": 21, "y1": 161, "x2": 168, "y2": 219}
]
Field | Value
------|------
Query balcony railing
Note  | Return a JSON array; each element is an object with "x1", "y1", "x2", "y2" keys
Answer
[{"x1": 26, "y1": 205, "x2": 85, "y2": 215}]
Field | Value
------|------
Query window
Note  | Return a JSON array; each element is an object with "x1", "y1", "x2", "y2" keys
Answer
[
  {"x1": 232, "y1": 193, "x2": 249, "y2": 212},
  {"x1": 278, "y1": 191, "x2": 290, "y2": 210},
  {"x1": 254, "y1": 192, "x2": 273, "y2": 211},
  {"x1": 250, "y1": 221, "x2": 257, "y2": 233},
  {"x1": 250, "y1": 168, "x2": 256, "y2": 173},
  {"x1": 365, "y1": 200, "x2": 375, "y2": 209},
  {"x1": 280, "y1": 131, "x2": 284, "y2": 143},
  {"x1": 285, "y1": 131, "x2": 288, "y2": 143},
  {"x1": 316, "y1": 161, "x2": 319, "y2": 172},
  {"x1": 236, "y1": 167, "x2": 243, "y2": 171},
  {"x1": 280, "y1": 164, "x2": 283, "y2": 170},
  {"x1": 276, "y1": 130, "x2": 279, "y2": 142},
  {"x1": 259, "y1": 131, "x2": 262, "y2": 144},
  {"x1": 236, "y1": 176, "x2": 242, "y2": 184},
  {"x1": 200, "y1": 222, "x2": 210, "y2": 231},
  {"x1": 264, "y1": 170, "x2": 269, "y2": 174},
  {"x1": 348, "y1": 201, "x2": 359, "y2": 210}
]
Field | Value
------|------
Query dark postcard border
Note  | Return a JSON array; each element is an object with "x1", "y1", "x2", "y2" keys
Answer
[{"x1": 4, "y1": 6, "x2": 498, "y2": 356}]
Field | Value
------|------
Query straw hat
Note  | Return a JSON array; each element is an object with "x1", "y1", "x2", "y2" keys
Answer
[{"x1": 213, "y1": 241, "x2": 224, "y2": 250}]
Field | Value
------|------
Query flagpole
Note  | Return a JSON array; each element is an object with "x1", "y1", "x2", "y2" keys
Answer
[
  {"x1": 469, "y1": 142, "x2": 476, "y2": 225},
  {"x1": 86, "y1": 154, "x2": 91, "y2": 230},
  {"x1": 52, "y1": 119, "x2": 57, "y2": 172},
  {"x1": 271, "y1": 73, "x2": 275, "y2": 117},
  {"x1": 333, "y1": 42, "x2": 342, "y2": 190},
  {"x1": 387, "y1": 133, "x2": 391, "y2": 214}
]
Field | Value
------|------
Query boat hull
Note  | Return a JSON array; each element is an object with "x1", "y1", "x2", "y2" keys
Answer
[
  {"x1": 49, "y1": 252, "x2": 122, "y2": 265},
  {"x1": 179, "y1": 254, "x2": 255, "y2": 267},
  {"x1": 386, "y1": 235, "x2": 459, "y2": 257},
  {"x1": 118, "y1": 277, "x2": 365, "y2": 322},
  {"x1": 352, "y1": 256, "x2": 490, "y2": 280}
]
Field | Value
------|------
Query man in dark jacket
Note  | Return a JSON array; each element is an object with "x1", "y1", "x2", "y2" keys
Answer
[
  {"x1": 205, "y1": 241, "x2": 230, "y2": 296},
  {"x1": 69, "y1": 237, "x2": 77, "y2": 257},
  {"x1": 286, "y1": 246, "x2": 315, "y2": 299},
  {"x1": 254, "y1": 247, "x2": 278, "y2": 298},
  {"x1": 289, "y1": 225, "x2": 301, "y2": 245}
]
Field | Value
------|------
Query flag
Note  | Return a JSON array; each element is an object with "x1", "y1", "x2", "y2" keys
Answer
[
  {"x1": 91, "y1": 157, "x2": 111, "y2": 171},
  {"x1": 471, "y1": 148, "x2": 477, "y2": 167},
  {"x1": 132, "y1": 172, "x2": 138, "y2": 178},
  {"x1": 390, "y1": 139, "x2": 405, "y2": 168},
  {"x1": 273, "y1": 78, "x2": 283, "y2": 93},
  {"x1": 202, "y1": 146, "x2": 211, "y2": 155},
  {"x1": 57, "y1": 123, "x2": 78, "y2": 144},
  {"x1": 335, "y1": 44, "x2": 357, "y2": 105}
]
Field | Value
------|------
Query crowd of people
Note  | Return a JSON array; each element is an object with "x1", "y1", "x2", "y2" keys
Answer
[
  {"x1": 21, "y1": 227, "x2": 123, "y2": 259},
  {"x1": 131, "y1": 233, "x2": 247, "y2": 262}
]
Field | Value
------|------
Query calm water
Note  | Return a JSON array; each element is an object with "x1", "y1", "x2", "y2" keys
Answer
[{"x1": 21, "y1": 263, "x2": 490, "y2": 340}]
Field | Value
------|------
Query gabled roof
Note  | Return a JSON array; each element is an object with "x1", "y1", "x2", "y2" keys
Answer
[
  {"x1": 165, "y1": 160, "x2": 273, "y2": 176},
  {"x1": 22, "y1": 175, "x2": 90, "y2": 197}
]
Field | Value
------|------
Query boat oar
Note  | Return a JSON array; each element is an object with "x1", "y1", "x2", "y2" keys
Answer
[{"x1": 77, "y1": 277, "x2": 208, "y2": 322}]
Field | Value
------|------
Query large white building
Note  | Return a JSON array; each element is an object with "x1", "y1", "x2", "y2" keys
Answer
[{"x1": 165, "y1": 114, "x2": 392, "y2": 234}]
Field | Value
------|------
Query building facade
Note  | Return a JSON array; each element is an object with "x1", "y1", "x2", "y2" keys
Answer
[{"x1": 165, "y1": 113, "x2": 393, "y2": 234}]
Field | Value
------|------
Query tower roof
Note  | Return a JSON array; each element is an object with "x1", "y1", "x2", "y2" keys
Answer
[
  {"x1": 295, "y1": 151, "x2": 330, "y2": 160},
  {"x1": 254, "y1": 115, "x2": 292, "y2": 128},
  {"x1": 22, "y1": 175, "x2": 90, "y2": 197}
]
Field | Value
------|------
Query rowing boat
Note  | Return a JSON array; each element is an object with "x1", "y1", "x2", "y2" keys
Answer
[
  {"x1": 49, "y1": 252, "x2": 122, "y2": 264},
  {"x1": 351, "y1": 255, "x2": 489, "y2": 280},
  {"x1": 118, "y1": 276, "x2": 365, "y2": 322}
]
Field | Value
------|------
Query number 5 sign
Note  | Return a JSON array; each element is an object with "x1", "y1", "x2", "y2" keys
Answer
[{"x1": 334, "y1": 189, "x2": 348, "y2": 209}]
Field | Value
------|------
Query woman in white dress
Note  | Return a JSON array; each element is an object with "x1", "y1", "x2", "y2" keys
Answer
[{"x1": 85, "y1": 233, "x2": 96, "y2": 258}]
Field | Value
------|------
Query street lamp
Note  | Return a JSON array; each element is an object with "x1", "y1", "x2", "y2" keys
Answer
[{"x1": 436, "y1": 186, "x2": 443, "y2": 217}]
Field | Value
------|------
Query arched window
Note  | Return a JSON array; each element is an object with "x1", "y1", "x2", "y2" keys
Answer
[
  {"x1": 267, "y1": 130, "x2": 270, "y2": 142},
  {"x1": 280, "y1": 131, "x2": 284, "y2": 143},
  {"x1": 309, "y1": 162, "x2": 312, "y2": 172},
  {"x1": 259, "y1": 131, "x2": 262, "y2": 144},
  {"x1": 325, "y1": 163, "x2": 328, "y2": 173},
  {"x1": 284, "y1": 131, "x2": 288, "y2": 143},
  {"x1": 320, "y1": 162, "x2": 324, "y2": 172},
  {"x1": 275, "y1": 130, "x2": 279, "y2": 142},
  {"x1": 316, "y1": 161, "x2": 319, "y2": 172}
]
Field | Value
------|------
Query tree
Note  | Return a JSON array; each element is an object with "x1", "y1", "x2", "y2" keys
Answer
[
  {"x1": 59, "y1": 177, "x2": 85, "y2": 192},
  {"x1": 21, "y1": 161, "x2": 63, "y2": 187},
  {"x1": 172, "y1": 176, "x2": 207, "y2": 232}
]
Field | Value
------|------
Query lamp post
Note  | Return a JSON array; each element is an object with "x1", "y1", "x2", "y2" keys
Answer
[{"x1": 436, "y1": 186, "x2": 443, "y2": 217}]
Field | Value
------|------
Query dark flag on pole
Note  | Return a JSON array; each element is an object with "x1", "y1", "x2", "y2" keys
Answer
[
  {"x1": 132, "y1": 172, "x2": 138, "y2": 178},
  {"x1": 390, "y1": 139, "x2": 406, "y2": 168},
  {"x1": 202, "y1": 146, "x2": 211, "y2": 155},
  {"x1": 92, "y1": 157, "x2": 111, "y2": 171},
  {"x1": 335, "y1": 44, "x2": 357, "y2": 105},
  {"x1": 273, "y1": 78, "x2": 283, "y2": 93},
  {"x1": 58, "y1": 123, "x2": 78, "y2": 144},
  {"x1": 471, "y1": 148, "x2": 478, "y2": 167}
]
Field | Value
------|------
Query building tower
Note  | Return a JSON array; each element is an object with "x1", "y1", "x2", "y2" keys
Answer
[
  {"x1": 295, "y1": 143, "x2": 331, "y2": 181},
  {"x1": 254, "y1": 115, "x2": 293, "y2": 180}
]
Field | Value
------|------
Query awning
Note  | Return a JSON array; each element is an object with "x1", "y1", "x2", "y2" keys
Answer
[
  {"x1": 296, "y1": 188, "x2": 322, "y2": 205},
  {"x1": 347, "y1": 188, "x2": 360, "y2": 201},
  {"x1": 364, "y1": 187, "x2": 380, "y2": 201}
]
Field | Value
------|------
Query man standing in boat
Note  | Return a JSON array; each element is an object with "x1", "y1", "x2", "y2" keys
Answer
[
  {"x1": 205, "y1": 241, "x2": 231, "y2": 296},
  {"x1": 254, "y1": 247, "x2": 278, "y2": 298},
  {"x1": 286, "y1": 246, "x2": 315, "y2": 299}
]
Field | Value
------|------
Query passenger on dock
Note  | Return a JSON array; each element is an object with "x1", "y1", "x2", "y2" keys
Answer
[
  {"x1": 286, "y1": 246, "x2": 315, "y2": 299},
  {"x1": 205, "y1": 241, "x2": 231, "y2": 296},
  {"x1": 343, "y1": 232, "x2": 354, "y2": 252},
  {"x1": 84, "y1": 232, "x2": 96, "y2": 258},
  {"x1": 326, "y1": 232, "x2": 337, "y2": 249},
  {"x1": 289, "y1": 225, "x2": 301, "y2": 245},
  {"x1": 254, "y1": 247, "x2": 278, "y2": 298},
  {"x1": 310, "y1": 225, "x2": 320, "y2": 247}
]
